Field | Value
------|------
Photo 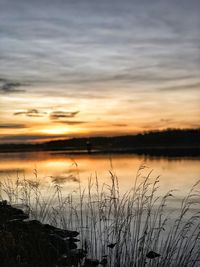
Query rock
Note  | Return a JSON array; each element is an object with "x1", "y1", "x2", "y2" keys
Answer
[
  {"x1": 107, "y1": 243, "x2": 117, "y2": 249},
  {"x1": 44, "y1": 224, "x2": 79, "y2": 237},
  {"x1": 83, "y1": 258, "x2": 100, "y2": 266},
  {"x1": 0, "y1": 201, "x2": 81, "y2": 267},
  {"x1": 0, "y1": 201, "x2": 29, "y2": 224}
]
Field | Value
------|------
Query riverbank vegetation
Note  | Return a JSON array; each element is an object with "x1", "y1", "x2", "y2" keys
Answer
[{"x1": 0, "y1": 165, "x2": 200, "y2": 266}]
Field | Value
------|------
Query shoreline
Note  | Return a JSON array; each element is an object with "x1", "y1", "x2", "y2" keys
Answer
[{"x1": 1, "y1": 146, "x2": 200, "y2": 158}]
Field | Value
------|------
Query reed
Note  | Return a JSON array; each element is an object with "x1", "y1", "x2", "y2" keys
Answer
[{"x1": 0, "y1": 165, "x2": 200, "y2": 267}]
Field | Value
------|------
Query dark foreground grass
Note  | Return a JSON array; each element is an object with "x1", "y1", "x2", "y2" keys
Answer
[{"x1": 0, "y1": 165, "x2": 200, "y2": 267}]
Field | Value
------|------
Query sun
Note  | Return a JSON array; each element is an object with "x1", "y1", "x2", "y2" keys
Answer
[{"x1": 39, "y1": 128, "x2": 69, "y2": 135}]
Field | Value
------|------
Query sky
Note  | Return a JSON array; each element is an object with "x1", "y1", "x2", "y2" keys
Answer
[{"x1": 0, "y1": 0, "x2": 200, "y2": 143}]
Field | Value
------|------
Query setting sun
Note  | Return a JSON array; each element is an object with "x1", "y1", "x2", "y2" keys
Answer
[{"x1": 40, "y1": 128, "x2": 69, "y2": 135}]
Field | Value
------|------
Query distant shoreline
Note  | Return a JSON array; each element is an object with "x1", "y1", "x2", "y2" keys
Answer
[
  {"x1": 0, "y1": 146, "x2": 200, "y2": 158},
  {"x1": 1, "y1": 129, "x2": 200, "y2": 157},
  {"x1": 52, "y1": 147, "x2": 200, "y2": 157}
]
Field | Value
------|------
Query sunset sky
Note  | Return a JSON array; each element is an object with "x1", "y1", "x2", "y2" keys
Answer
[{"x1": 0, "y1": 0, "x2": 200, "y2": 143}]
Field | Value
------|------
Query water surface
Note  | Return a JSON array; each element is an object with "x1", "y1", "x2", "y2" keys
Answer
[{"x1": 0, "y1": 151, "x2": 199, "y2": 200}]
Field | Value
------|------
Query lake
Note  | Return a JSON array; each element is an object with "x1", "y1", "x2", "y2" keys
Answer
[
  {"x1": 0, "y1": 151, "x2": 199, "y2": 201},
  {"x1": 1, "y1": 151, "x2": 200, "y2": 265}
]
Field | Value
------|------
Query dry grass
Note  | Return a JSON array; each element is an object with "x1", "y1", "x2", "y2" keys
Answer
[{"x1": 0, "y1": 165, "x2": 200, "y2": 267}]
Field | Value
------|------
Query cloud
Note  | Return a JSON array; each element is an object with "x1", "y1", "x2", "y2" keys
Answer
[
  {"x1": 156, "y1": 82, "x2": 200, "y2": 92},
  {"x1": 112, "y1": 123, "x2": 127, "y2": 127},
  {"x1": 50, "y1": 111, "x2": 79, "y2": 120},
  {"x1": 0, "y1": 80, "x2": 25, "y2": 93},
  {"x1": 50, "y1": 111, "x2": 83, "y2": 125},
  {"x1": 14, "y1": 109, "x2": 47, "y2": 117},
  {"x1": 0, "y1": 123, "x2": 27, "y2": 129},
  {"x1": 0, "y1": 0, "x2": 199, "y2": 144},
  {"x1": 0, "y1": 0, "x2": 199, "y2": 88},
  {"x1": 0, "y1": 134, "x2": 68, "y2": 143},
  {"x1": 55, "y1": 120, "x2": 87, "y2": 125}
]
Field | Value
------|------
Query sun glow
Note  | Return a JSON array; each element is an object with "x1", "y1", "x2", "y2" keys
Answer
[{"x1": 40, "y1": 128, "x2": 69, "y2": 135}]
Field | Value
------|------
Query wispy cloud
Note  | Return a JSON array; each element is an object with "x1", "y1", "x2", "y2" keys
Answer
[
  {"x1": 50, "y1": 111, "x2": 79, "y2": 120},
  {"x1": 112, "y1": 123, "x2": 128, "y2": 127},
  {"x1": 14, "y1": 109, "x2": 47, "y2": 117},
  {"x1": 54, "y1": 120, "x2": 87, "y2": 125},
  {"x1": 0, "y1": 0, "x2": 199, "y2": 143},
  {"x1": 0, "y1": 0, "x2": 199, "y2": 88},
  {"x1": 0, "y1": 123, "x2": 27, "y2": 129},
  {"x1": 0, "y1": 134, "x2": 67, "y2": 143},
  {"x1": 156, "y1": 82, "x2": 200, "y2": 92},
  {"x1": 0, "y1": 79, "x2": 25, "y2": 94}
]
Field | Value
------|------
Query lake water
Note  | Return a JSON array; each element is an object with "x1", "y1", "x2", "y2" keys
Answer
[
  {"x1": 0, "y1": 151, "x2": 199, "y2": 200},
  {"x1": 1, "y1": 151, "x2": 200, "y2": 264}
]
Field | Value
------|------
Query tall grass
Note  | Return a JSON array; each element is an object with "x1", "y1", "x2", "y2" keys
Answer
[{"x1": 0, "y1": 165, "x2": 200, "y2": 267}]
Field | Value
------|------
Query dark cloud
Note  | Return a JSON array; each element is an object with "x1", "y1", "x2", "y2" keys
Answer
[
  {"x1": 50, "y1": 111, "x2": 79, "y2": 120},
  {"x1": 0, "y1": 123, "x2": 27, "y2": 129},
  {"x1": 0, "y1": 80, "x2": 25, "y2": 93},
  {"x1": 0, "y1": 134, "x2": 68, "y2": 143},
  {"x1": 50, "y1": 111, "x2": 82, "y2": 125},
  {"x1": 14, "y1": 109, "x2": 47, "y2": 117}
]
